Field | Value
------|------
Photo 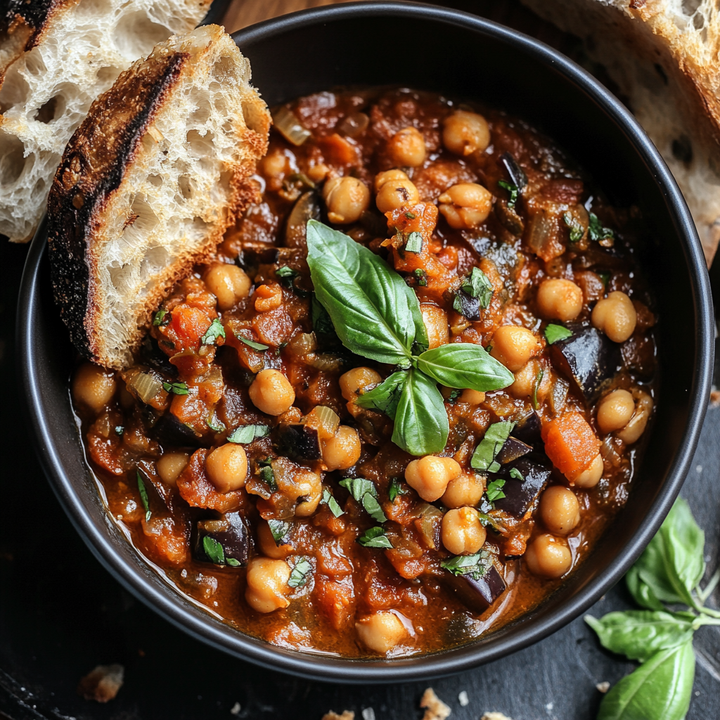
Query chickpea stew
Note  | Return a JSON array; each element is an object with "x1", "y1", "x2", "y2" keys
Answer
[{"x1": 72, "y1": 88, "x2": 657, "y2": 658}]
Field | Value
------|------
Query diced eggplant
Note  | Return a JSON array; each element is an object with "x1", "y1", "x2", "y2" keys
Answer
[
  {"x1": 285, "y1": 190, "x2": 321, "y2": 248},
  {"x1": 443, "y1": 565, "x2": 507, "y2": 614},
  {"x1": 497, "y1": 436, "x2": 532, "y2": 465},
  {"x1": 235, "y1": 242, "x2": 278, "y2": 268},
  {"x1": 495, "y1": 199, "x2": 524, "y2": 236},
  {"x1": 494, "y1": 457, "x2": 552, "y2": 518},
  {"x1": 136, "y1": 460, "x2": 175, "y2": 513},
  {"x1": 549, "y1": 325, "x2": 620, "y2": 401},
  {"x1": 513, "y1": 411, "x2": 542, "y2": 446},
  {"x1": 194, "y1": 511, "x2": 251, "y2": 567},
  {"x1": 453, "y1": 289, "x2": 481, "y2": 320},
  {"x1": 500, "y1": 152, "x2": 528, "y2": 190},
  {"x1": 152, "y1": 412, "x2": 206, "y2": 448},
  {"x1": 273, "y1": 423, "x2": 321, "y2": 462}
]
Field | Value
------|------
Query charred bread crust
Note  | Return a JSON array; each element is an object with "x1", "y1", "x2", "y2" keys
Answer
[{"x1": 47, "y1": 48, "x2": 188, "y2": 362}]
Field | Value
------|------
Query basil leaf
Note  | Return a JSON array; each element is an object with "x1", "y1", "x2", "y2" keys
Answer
[
  {"x1": 498, "y1": 179, "x2": 518, "y2": 208},
  {"x1": 354, "y1": 371, "x2": 407, "y2": 419},
  {"x1": 163, "y1": 381, "x2": 189, "y2": 395},
  {"x1": 471, "y1": 421, "x2": 515, "y2": 473},
  {"x1": 441, "y1": 551, "x2": 491, "y2": 581},
  {"x1": 153, "y1": 309, "x2": 169, "y2": 327},
  {"x1": 626, "y1": 566, "x2": 665, "y2": 611},
  {"x1": 417, "y1": 343, "x2": 514, "y2": 392},
  {"x1": 461, "y1": 267, "x2": 493, "y2": 309},
  {"x1": 311, "y1": 294, "x2": 337, "y2": 339},
  {"x1": 563, "y1": 212, "x2": 584, "y2": 243},
  {"x1": 509, "y1": 468, "x2": 523, "y2": 481},
  {"x1": 388, "y1": 477, "x2": 406, "y2": 502},
  {"x1": 339, "y1": 478, "x2": 387, "y2": 523},
  {"x1": 236, "y1": 334, "x2": 269, "y2": 352},
  {"x1": 288, "y1": 557, "x2": 313, "y2": 588},
  {"x1": 357, "y1": 526, "x2": 393, "y2": 549},
  {"x1": 321, "y1": 488, "x2": 344, "y2": 517},
  {"x1": 392, "y1": 368, "x2": 448, "y2": 456},
  {"x1": 136, "y1": 471, "x2": 151, "y2": 521},
  {"x1": 405, "y1": 231, "x2": 423, "y2": 253},
  {"x1": 257, "y1": 459, "x2": 277, "y2": 493},
  {"x1": 227, "y1": 424, "x2": 270, "y2": 444},
  {"x1": 276, "y1": 266, "x2": 300, "y2": 287},
  {"x1": 586, "y1": 611, "x2": 694, "y2": 663},
  {"x1": 203, "y1": 536, "x2": 226, "y2": 564},
  {"x1": 206, "y1": 416, "x2": 226, "y2": 433},
  {"x1": 588, "y1": 213, "x2": 614, "y2": 242},
  {"x1": 413, "y1": 268, "x2": 428, "y2": 287},
  {"x1": 486, "y1": 478, "x2": 506, "y2": 503},
  {"x1": 306, "y1": 220, "x2": 428, "y2": 365},
  {"x1": 597, "y1": 641, "x2": 695, "y2": 720},
  {"x1": 544, "y1": 324, "x2": 572, "y2": 345},
  {"x1": 201, "y1": 318, "x2": 225, "y2": 346},
  {"x1": 268, "y1": 519, "x2": 291, "y2": 545}
]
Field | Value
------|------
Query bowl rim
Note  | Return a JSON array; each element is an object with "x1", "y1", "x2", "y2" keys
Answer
[{"x1": 17, "y1": 0, "x2": 714, "y2": 683}]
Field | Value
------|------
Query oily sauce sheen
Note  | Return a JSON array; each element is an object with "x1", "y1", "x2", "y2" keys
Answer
[{"x1": 72, "y1": 88, "x2": 657, "y2": 658}]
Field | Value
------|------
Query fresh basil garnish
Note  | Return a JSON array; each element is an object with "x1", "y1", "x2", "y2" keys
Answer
[
  {"x1": 257, "y1": 458, "x2": 277, "y2": 492},
  {"x1": 441, "y1": 551, "x2": 491, "y2": 581},
  {"x1": 509, "y1": 468, "x2": 524, "y2": 481},
  {"x1": 354, "y1": 371, "x2": 407, "y2": 419},
  {"x1": 288, "y1": 557, "x2": 313, "y2": 588},
  {"x1": 339, "y1": 478, "x2": 387, "y2": 523},
  {"x1": 115, "y1": 425, "x2": 124, "y2": 436},
  {"x1": 405, "y1": 231, "x2": 423, "y2": 253},
  {"x1": 471, "y1": 421, "x2": 515, "y2": 473},
  {"x1": 588, "y1": 212, "x2": 614, "y2": 242},
  {"x1": 227, "y1": 424, "x2": 270, "y2": 444},
  {"x1": 544, "y1": 324, "x2": 572, "y2": 345},
  {"x1": 235, "y1": 333, "x2": 269, "y2": 352},
  {"x1": 201, "y1": 318, "x2": 225, "y2": 346},
  {"x1": 447, "y1": 389, "x2": 461, "y2": 403},
  {"x1": 136, "y1": 470, "x2": 151, "y2": 521},
  {"x1": 413, "y1": 268, "x2": 428, "y2": 287},
  {"x1": 321, "y1": 488, "x2": 344, "y2": 518},
  {"x1": 357, "y1": 526, "x2": 393, "y2": 549},
  {"x1": 417, "y1": 343, "x2": 514, "y2": 392},
  {"x1": 485, "y1": 478, "x2": 506, "y2": 503},
  {"x1": 268, "y1": 519, "x2": 291, "y2": 545},
  {"x1": 311, "y1": 294, "x2": 336, "y2": 339},
  {"x1": 462, "y1": 267, "x2": 493, "y2": 308},
  {"x1": 163, "y1": 381, "x2": 189, "y2": 395},
  {"x1": 497, "y1": 179, "x2": 518, "y2": 208},
  {"x1": 563, "y1": 212, "x2": 584, "y2": 243},
  {"x1": 388, "y1": 477, "x2": 406, "y2": 503},
  {"x1": 153, "y1": 309, "x2": 170, "y2": 327},
  {"x1": 276, "y1": 266, "x2": 299, "y2": 285},
  {"x1": 202, "y1": 536, "x2": 239, "y2": 566}
]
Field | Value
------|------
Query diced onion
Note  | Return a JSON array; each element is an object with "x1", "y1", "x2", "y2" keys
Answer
[
  {"x1": 273, "y1": 106, "x2": 311, "y2": 146},
  {"x1": 288, "y1": 332, "x2": 317, "y2": 357},
  {"x1": 306, "y1": 405, "x2": 340, "y2": 441},
  {"x1": 128, "y1": 371, "x2": 163, "y2": 404},
  {"x1": 338, "y1": 112, "x2": 369, "y2": 138},
  {"x1": 309, "y1": 354, "x2": 344, "y2": 372}
]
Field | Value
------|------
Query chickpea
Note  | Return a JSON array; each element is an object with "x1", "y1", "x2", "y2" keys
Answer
[
  {"x1": 460, "y1": 389, "x2": 485, "y2": 405},
  {"x1": 536, "y1": 278, "x2": 583, "y2": 322},
  {"x1": 72, "y1": 362, "x2": 116, "y2": 414},
  {"x1": 442, "y1": 473, "x2": 485, "y2": 509},
  {"x1": 205, "y1": 443, "x2": 248, "y2": 493},
  {"x1": 490, "y1": 325, "x2": 541, "y2": 372},
  {"x1": 293, "y1": 469, "x2": 323, "y2": 517},
  {"x1": 510, "y1": 359, "x2": 541, "y2": 398},
  {"x1": 387, "y1": 126, "x2": 426, "y2": 167},
  {"x1": 375, "y1": 175, "x2": 420, "y2": 213},
  {"x1": 597, "y1": 389, "x2": 635, "y2": 434},
  {"x1": 617, "y1": 391, "x2": 653, "y2": 445},
  {"x1": 442, "y1": 507, "x2": 487, "y2": 555},
  {"x1": 525, "y1": 534, "x2": 572, "y2": 578},
  {"x1": 438, "y1": 183, "x2": 492, "y2": 230},
  {"x1": 245, "y1": 557, "x2": 291, "y2": 613},
  {"x1": 592, "y1": 291, "x2": 637, "y2": 343},
  {"x1": 203, "y1": 262, "x2": 251, "y2": 311},
  {"x1": 322, "y1": 176, "x2": 370, "y2": 224},
  {"x1": 339, "y1": 366, "x2": 382, "y2": 402},
  {"x1": 258, "y1": 520, "x2": 292, "y2": 559},
  {"x1": 249, "y1": 369, "x2": 295, "y2": 416},
  {"x1": 374, "y1": 168, "x2": 410, "y2": 192},
  {"x1": 570, "y1": 453, "x2": 603, "y2": 488},
  {"x1": 322, "y1": 426, "x2": 361, "y2": 471},
  {"x1": 442, "y1": 110, "x2": 490, "y2": 156},
  {"x1": 405, "y1": 455, "x2": 462, "y2": 502},
  {"x1": 156, "y1": 452, "x2": 189, "y2": 487},
  {"x1": 420, "y1": 304, "x2": 449, "y2": 349},
  {"x1": 539, "y1": 486, "x2": 580, "y2": 536},
  {"x1": 355, "y1": 612, "x2": 407, "y2": 654}
]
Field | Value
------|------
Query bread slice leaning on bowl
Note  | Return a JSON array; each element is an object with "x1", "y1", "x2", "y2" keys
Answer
[{"x1": 47, "y1": 24, "x2": 270, "y2": 371}]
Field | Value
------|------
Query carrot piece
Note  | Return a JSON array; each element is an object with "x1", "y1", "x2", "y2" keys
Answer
[{"x1": 542, "y1": 412, "x2": 600, "y2": 476}]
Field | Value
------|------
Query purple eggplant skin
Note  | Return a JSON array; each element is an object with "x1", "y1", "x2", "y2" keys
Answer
[
  {"x1": 442, "y1": 565, "x2": 507, "y2": 614},
  {"x1": 152, "y1": 412, "x2": 206, "y2": 448},
  {"x1": 494, "y1": 456, "x2": 552, "y2": 518},
  {"x1": 194, "y1": 512, "x2": 251, "y2": 566},
  {"x1": 513, "y1": 410, "x2": 542, "y2": 446},
  {"x1": 273, "y1": 424, "x2": 321, "y2": 462},
  {"x1": 549, "y1": 325, "x2": 620, "y2": 402},
  {"x1": 453, "y1": 289, "x2": 481, "y2": 320},
  {"x1": 497, "y1": 436, "x2": 533, "y2": 465}
]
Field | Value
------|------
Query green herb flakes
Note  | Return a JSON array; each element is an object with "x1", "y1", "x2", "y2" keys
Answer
[
  {"x1": 227, "y1": 424, "x2": 270, "y2": 444},
  {"x1": 321, "y1": 488, "x2": 344, "y2": 517},
  {"x1": 153, "y1": 309, "x2": 169, "y2": 327},
  {"x1": 447, "y1": 389, "x2": 461, "y2": 403},
  {"x1": 339, "y1": 477, "x2": 387, "y2": 523},
  {"x1": 461, "y1": 267, "x2": 493, "y2": 308},
  {"x1": 357, "y1": 526, "x2": 393, "y2": 549},
  {"x1": 288, "y1": 557, "x2": 313, "y2": 588},
  {"x1": 588, "y1": 212, "x2": 614, "y2": 243},
  {"x1": 509, "y1": 468, "x2": 524, "y2": 481},
  {"x1": 276, "y1": 265, "x2": 300, "y2": 284},
  {"x1": 532, "y1": 369, "x2": 544, "y2": 410},
  {"x1": 405, "y1": 231, "x2": 423, "y2": 253},
  {"x1": 486, "y1": 478, "x2": 506, "y2": 503},
  {"x1": 201, "y1": 318, "x2": 225, "y2": 346},
  {"x1": 544, "y1": 324, "x2": 572, "y2": 345},
  {"x1": 206, "y1": 416, "x2": 226, "y2": 433},
  {"x1": 413, "y1": 268, "x2": 428, "y2": 287},
  {"x1": 136, "y1": 471, "x2": 151, "y2": 521},
  {"x1": 405, "y1": 211, "x2": 416, "y2": 219},
  {"x1": 268, "y1": 519, "x2": 291, "y2": 545},
  {"x1": 388, "y1": 477, "x2": 406, "y2": 503},
  {"x1": 563, "y1": 212, "x2": 584, "y2": 243},
  {"x1": 163, "y1": 381, "x2": 189, "y2": 395},
  {"x1": 441, "y1": 551, "x2": 491, "y2": 581},
  {"x1": 257, "y1": 459, "x2": 277, "y2": 492},
  {"x1": 236, "y1": 333, "x2": 269, "y2": 352},
  {"x1": 114, "y1": 426, "x2": 124, "y2": 436},
  {"x1": 498, "y1": 179, "x2": 518, "y2": 208},
  {"x1": 471, "y1": 421, "x2": 515, "y2": 473},
  {"x1": 202, "y1": 536, "x2": 226, "y2": 564}
]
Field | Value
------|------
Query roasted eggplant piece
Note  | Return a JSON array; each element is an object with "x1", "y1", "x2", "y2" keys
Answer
[
  {"x1": 285, "y1": 190, "x2": 321, "y2": 247},
  {"x1": 494, "y1": 457, "x2": 552, "y2": 518},
  {"x1": 152, "y1": 412, "x2": 206, "y2": 448},
  {"x1": 194, "y1": 511, "x2": 251, "y2": 567},
  {"x1": 273, "y1": 423, "x2": 321, "y2": 462},
  {"x1": 500, "y1": 152, "x2": 528, "y2": 191},
  {"x1": 513, "y1": 410, "x2": 542, "y2": 446},
  {"x1": 549, "y1": 325, "x2": 620, "y2": 401},
  {"x1": 452, "y1": 289, "x2": 481, "y2": 320},
  {"x1": 497, "y1": 436, "x2": 532, "y2": 465},
  {"x1": 442, "y1": 565, "x2": 507, "y2": 614},
  {"x1": 495, "y1": 199, "x2": 524, "y2": 236}
]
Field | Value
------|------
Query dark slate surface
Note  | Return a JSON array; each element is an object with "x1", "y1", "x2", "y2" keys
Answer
[{"x1": 2, "y1": 236, "x2": 720, "y2": 720}]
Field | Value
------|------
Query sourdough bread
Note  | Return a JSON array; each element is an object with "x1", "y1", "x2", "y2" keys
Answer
[
  {"x1": 47, "y1": 24, "x2": 270, "y2": 370},
  {"x1": 0, "y1": 0, "x2": 212, "y2": 243},
  {"x1": 520, "y1": 0, "x2": 720, "y2": 264}
]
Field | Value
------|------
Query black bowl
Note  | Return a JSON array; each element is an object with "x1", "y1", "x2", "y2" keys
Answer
[{"x1": 18, "y1": 1, "x2": 713, "y2": 682}]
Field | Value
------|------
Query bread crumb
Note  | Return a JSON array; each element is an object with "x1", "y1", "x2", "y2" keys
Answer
[
  {"x1": 231, "y1": 702, "x2": 242, "y2": 715},
  {"x1": 322, "y1": 712, "x2": 354, "y2": 720},
  {"x1": 458, "y1": 690, "x2": 469, "y2": 706},
  {"x1": 711, "y1": 389, "x2": 720, "y2": 406},
  {"x1": 596, "y1": 681, "x2": 611, "y2": 693},
  {"x1": 481, "y1": 714, "x2": 514, "y2": 720},
  {"x1": 420, "y1": 688, "x2": 451, "y2": 720},
  {"x1": 77, "y1": 664, "x2": 124, "y2": 703}
]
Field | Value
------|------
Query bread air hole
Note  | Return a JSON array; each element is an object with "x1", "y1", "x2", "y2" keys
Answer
[
  {"x1": 211, "y1": 56, "x2": 235, "y2": 83},
  {"x1": 140, "y1": 245, "x2": 170, "y2": 280},
  {"x1": 186, "y1": 129, "x2": 215, "y2": 158},
  {"x1": 34, "y1": 96, "x2": 59, "y2": 124},
  {"x1": 241, "y1": 97, "x2": 268, "y2": 134},
  {"x1": 0, "y1": 67, "x2": 30, "y2": 113},
  {"x1": 114, "y1": 12, "x2": 171, "y2": 59},
  {"x1": 178, "y1": 175, "x2": 194, "y2": 200},
  {"x1": 0, "y1": 133, "x2": 27, "y2": 186}
]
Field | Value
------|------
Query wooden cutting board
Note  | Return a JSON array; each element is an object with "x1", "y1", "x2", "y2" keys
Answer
[{"x1": 223, "y1": 0, "x2": 357, "y2": 33}]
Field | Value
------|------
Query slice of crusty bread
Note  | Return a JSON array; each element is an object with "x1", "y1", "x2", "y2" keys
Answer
[
  {"x1": 0, "y1": 0, "x2": 213, "y2": 243},
  {"x1": 520, "y1": 0, "x2": 720, "y2": 264},
  {"x1": 47, "y1": 24, "x2": 270, "y2": 370}
]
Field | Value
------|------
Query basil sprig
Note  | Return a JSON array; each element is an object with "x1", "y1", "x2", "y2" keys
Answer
[
  {"x1": 586, "y1": 499, "x2": 720, "y2": 720},
  {"x1": 307, "y1": 221, "x2": 513, "y2": 455}
]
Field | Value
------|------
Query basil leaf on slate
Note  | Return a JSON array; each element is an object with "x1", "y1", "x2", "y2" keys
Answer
[
  {"x1": 339, "y1": 478, "x2": 387, "y2": 523},
  {"x1": 544, "y1": 323, "x2": 572, "y2": 345},
  {"x1": 626, "y1": 566, "x2": 666, "y2": 611},
  {"x1": 586, "y1": 610, "x2": 694, "y2": 663},
  {"x1": 306, "y1": 220, "x2": 428, "y2": 365},
  {"x1": 471, "y1": 421, "x2": 515, "y2": 473},
  {"x1": 357, "y1": 526, "x2": 393, "y2": 549},
  {"x1": 597, "y1": 640, "x2": 695, "y2": 720},
  {"x1": 227, "y1": 424, "x2": 270, "y2": 444},
  {"x1": 417, "y1": 343, "x2": 514, "y2": 391},
  {"x1": 392, "y1": 368, "x2": 448, "y2": 456},
  {"x1": 354, "y1": 371, "x2": 407, "y2": 419},
  {"x1": 288, "y1": 557, "x2": 313, "y2": 588}
]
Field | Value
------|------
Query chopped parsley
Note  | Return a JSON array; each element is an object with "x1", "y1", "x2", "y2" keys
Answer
[
  {"x1": 563, "y1": 212, "x2": 584, "y2": 243},
  {"x1": 136, "y1": 471, "x2": 151, "y2": 521},
  {"x1": 388, "y1": 477, "x2": 407, "y2": 503},
  {"x1": 163, "y1": 381, "x2": 189, "y2": 395},
  {"x1": 235, "y1": 334, "x2": 269, "y2": 352},
  {"x1": 201, "y1": 318, "x2": 225, "y2": 346},
  {"x1": 509, "y1": 467, "x2": 524, "y2": 481},
  {"x1": 257, "y1": 458, "x2": 277, "y2": 492},
  {"x1": 405, "y1": 231, "x2": 423, "y2": 253},
  {"x1": 321, "y1": 488, "x2": 344, "y2": 517},
  {"x1": 288, "y1": 557, "x2": 313, "y2": 588},
  {"x1": 153, "y1": 309, "x2": 170, "y2": 327},
  {"x1": 339, "y1": 477, "x2": 387, "y2": 523},
  {"x1": 357, "y1": 526, "x2": 393, "y2": 549},
  {"x1": 588, "y1": 212, "x2": 614, "y2": 243},
  {"x1": 268, "y1": 519, "x2": 291, "y2": 545},
  {"x1": 486, "y1": 478, "x2": 506, "y2": 503},
  {"x1": 227, "y1": 424, "x2": 270, "y2": 444},
  {"x1": 498, "y1": 179, "x2": 518, "y2": 208},
  {"x1": 441, "y1": 551, "x2": 491, "y2": 581},
  {"x1": 544, "y1": 324, "x2": 573, "y2": 345},
  {"x1": 471, "y1": 421, "x2": 515, "y2": 473},
  {"x1": 413, "y1": 268, "x2": 428, "y2": 287}
]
